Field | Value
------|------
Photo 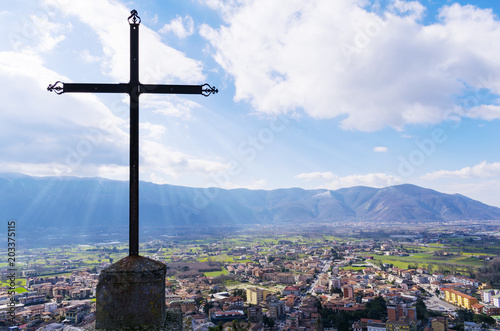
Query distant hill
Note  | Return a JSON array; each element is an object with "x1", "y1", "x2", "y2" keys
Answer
[{"x1": 1, "y1": 173, "x2": 499, "y2": 228}]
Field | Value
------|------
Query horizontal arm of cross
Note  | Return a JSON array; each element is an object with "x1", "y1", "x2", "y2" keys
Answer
[
  {"x1": 64, "y1": 83, "x2": 129, "y2": 94},
  {"x1": 48, "y1": 81, "x2": 218, "y2": 97},
  {"x1": 141, "y1": 83, "x2": 218, "y2": 96},
  {"x1": 47, "y1": 81, "x2": 128, "y2": 94}
]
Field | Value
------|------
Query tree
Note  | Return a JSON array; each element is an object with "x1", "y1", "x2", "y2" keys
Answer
[
  {"x1": 365, "y1": 296, "x2": 387, "y2": 315},
  {"x1": 315, "y1": 298, "x2": 323, "y2": 312},
  {"x1": 232, "y1": 320, "x2": 250, "y2": 331},
  {"x1": 263, "y1": 315, "x2": 275, "y2": 327},
  {"x1": 456, "y1": 308, "x2": 474, "y2": 323},
  {"x1": 314, "y1": 315, "x2": 325, "y2": 331},
  {"x1": 415, "y1": 299, "x2": 427, "y2": 320},
  {"x1": 204, "y1": 301, "x2": 214, "y2": 316},
  {"x1": 473, "y1": 314, "x2": 496, "y2": 326}
]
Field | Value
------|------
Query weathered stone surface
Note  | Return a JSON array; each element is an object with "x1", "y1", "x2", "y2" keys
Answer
[{"x1": 96, "y1": 255, "x2": 166, "y2": 330}]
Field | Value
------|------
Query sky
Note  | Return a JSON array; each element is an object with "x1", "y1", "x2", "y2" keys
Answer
[{"x1": 2, "y1": 0, "x2": 500, "y2": 208}]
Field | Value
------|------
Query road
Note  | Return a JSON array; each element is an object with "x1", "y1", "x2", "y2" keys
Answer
[
  {"x1": 306, "y1": 259, "x2": 332, "y2": 295},
  {"x1": 421, "y1": 285, "x2": 457, "y2": 313}
]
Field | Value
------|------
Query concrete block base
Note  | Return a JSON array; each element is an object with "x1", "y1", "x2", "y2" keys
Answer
[{"x1": 96, "y1": 255, "x2": 166, "y2": 330}]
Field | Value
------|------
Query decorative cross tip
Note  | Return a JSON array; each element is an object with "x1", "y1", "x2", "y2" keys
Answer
[
  {"x1": 128, "y1": 9, "x2": 141, "y2": 25},
  {"x1": 201, "y1": 84, "x2": 218, "y2": 97},
  {"x1": 47, "y1": 81, "x2": 64, "y2": 95}
]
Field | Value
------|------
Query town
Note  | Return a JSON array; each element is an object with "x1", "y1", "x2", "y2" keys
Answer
[{"x1": 2, "y1": 221, "x2": 500, "y2": 330}]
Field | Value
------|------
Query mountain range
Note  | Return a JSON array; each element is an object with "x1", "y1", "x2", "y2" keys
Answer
[{"x1": 1, "y1": 172, "x2": 499, "y2": 229}]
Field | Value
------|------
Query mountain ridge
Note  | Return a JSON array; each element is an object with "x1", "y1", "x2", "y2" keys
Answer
[{"x1": 0, "y1": 173, "x2": 499, "y2": 228}]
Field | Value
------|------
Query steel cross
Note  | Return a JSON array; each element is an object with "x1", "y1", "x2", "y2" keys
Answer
[{"x1": 48, "y1": 10, "x2": 218, "y2": 256}]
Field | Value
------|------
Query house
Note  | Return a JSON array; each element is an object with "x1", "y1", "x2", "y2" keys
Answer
[
  {"x1": 367, "y1": 321, "x2": 387, "y2": 331},
  {"x1": 430, "y1": 316, "x2": 447, "y2": 331},
  {"x1": 63, "y1": 304, "x2": 89, "y2": 324},
  {"x1": 471, "y1": 303, "x2": 484, "y2": 314},
  {"x1": 169, "y1": 300, "x2": 196, "y2": 313},
  {"x1": 282, "y1": 286, "x2": 301, "y2": 296},
  {"x1": 222, "y1": 296, "x2": 244, "y2": 307},
  {"x1": 386, "y1": 316, "x2": 417, "y2": 331},
  {"x1": 387, "y1": 303, "x2": 417, "y2": 322}
]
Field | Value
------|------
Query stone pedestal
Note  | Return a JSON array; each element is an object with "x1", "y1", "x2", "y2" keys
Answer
[{"x1": 96, "y1": 255, "x2": 166, "y2": 330}]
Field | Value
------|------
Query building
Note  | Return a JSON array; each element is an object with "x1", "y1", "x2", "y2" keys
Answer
[
  {"x1": 246, "y1": 287, "x2": 268, "y2": 305},
  {"x1": 387, "y1": 303, "x2": 417, "y2": 322},
  {"x1": 343, "y1": 285, "x2": 354, "y2": 299},
  {"x1": 268, "y1": 300, "x2": 285, "y2": 320},
  {"x1": 282, "y1": 286, "x2": 300, "y2": 296},
  {"x1": 64, "y1": 304, "x2": 89, "y2": 324},
  {"x1": 18, "y1": 295, "x2": 45, "y2": 306},
  {"x1": 484, "y1": 305, "x2": 500, "y2": 316},
  {"x1": 361, "y1": 318, "x2": 383, "y2": 330},
  {"x1": 210, "y1": 310, "x2": 246, "y2": 324},
  {"x1": 386, "y1": 317, "x2": 417, "y2": 331},
  {"x1": 471, "y1": 303, "x2": 484, "y2": 314},
  {"x1": 330, "y1": 277, "x2": 342, "y2": 290},
  {"x1": 492, "y1": 295, "x2": 500, "y2": 307},
  {"x1": 367, "y1": 321, "x2": 387, "y2": 331},
  {"x1": 247, "y1": 305, "x2": 263, "y2": 323},
  {"x1": 441, "y1": 288, "x2": 479, "y2": 309},
  {"x1": 480, "y1": 289, "x2": 495, "y2": 304},
  {"x1": 430, "y1": 316, "x2": 447, "y2": 331},
  {"x1": 44, "y1": 302, "x2": 57, "y2": 313},
  {"x1": 169, "y1": 300, "x2": 196, "y2": 313},
  {"x1": 276, "y1": 273, "x2": 295, "y2": 284}
]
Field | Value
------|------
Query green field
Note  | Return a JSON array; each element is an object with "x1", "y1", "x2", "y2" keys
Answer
[
  {"x1": 204, "y1": 269, "x2": 229, "y2": 277},
  {"x1": 15, "y1": 287, "x2": 28, "y2": 293},
  {"x1": 371, "y1": 252, "x2": 484, "y2": 271},
  {"x1": 0, "y1": 279, "x2": 27, "y2": 287}
]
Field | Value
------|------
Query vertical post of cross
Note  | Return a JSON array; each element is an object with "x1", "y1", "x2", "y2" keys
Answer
[{"x1": 129, "y1": 10, "x2": 140, "y2": 256}]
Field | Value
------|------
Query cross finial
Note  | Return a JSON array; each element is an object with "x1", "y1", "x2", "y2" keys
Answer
[
  {"x1": 128, "y1": 9, "x2": 141, "y2": 25},
  {"x1": 201, "y1": 84, "x2": 219, "y2": 97},
  {"x1": 47, "y1": 81, "x2": 64, "y2": 95}
]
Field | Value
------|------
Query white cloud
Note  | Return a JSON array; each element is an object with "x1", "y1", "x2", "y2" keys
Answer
[
  {"x1": 6, "y1": 7, "x2": 68, "y2": 53},
  {"x1": 80, "y1": 49, "x2": 100, "y2": 63},
  {"x1": 296, "y1": 171, "x2": 402, "y2": 189},
  {"x1": 201, "y1": 1, "x2": 500, "y2": 131},
  {"x1": 0, "y1": 1, "x2": 221, "y2": 187},
  {"x1": 389, "y1": 0, "x2": 426, "y2": 20},
  {"x1": 141, "y1": 94, "x2": 201, "y2": 119},
  {"x1": 465, "y1": 105, "x2": 500, "y2": 121},
  {"x1": 0, "y1": 50, "x2": 129, "y2": 176},
  {"x1": 374, "y1": 146, "x2": 388, "y2": 152},
  {"x1": 141, "y1": 140, "x2": 229, "y2": 181},
  {"x1": 296, "y1": 172, "x2": 337, "y2": 182},
  {"x1": 47, "y1": 0, "x2": 205, "y2": 84},
  {"x1": 159, "y1": 15, "x2": 195, "y2": 38},
  {"x1": 422, "y1": 161, "x2": 500, "y2": 180},
  {"x1": 434, "y1": 180, "x2": 500, "y2": 208},
  {"x1": 140, "y1": 123, "x2": 166, "y2": 140}
]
